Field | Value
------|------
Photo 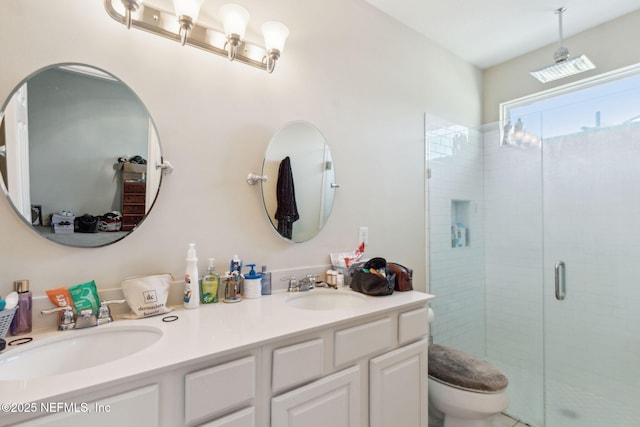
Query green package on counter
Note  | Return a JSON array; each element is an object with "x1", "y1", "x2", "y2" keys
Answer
[{"x1": 69, "y1": 280, "x2": 100, "y2": 314}]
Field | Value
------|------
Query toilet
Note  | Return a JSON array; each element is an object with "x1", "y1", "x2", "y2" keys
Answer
[{"x1": 428, "y1": 344, "x2": 509, "y2": 427}]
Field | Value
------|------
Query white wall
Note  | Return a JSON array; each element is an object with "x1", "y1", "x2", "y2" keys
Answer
[
  {"x1": 483, "y1": 9, "x2": 640, "y2": 123},
  {"x1": 0, "y1": 0, "x2": 481, "y2": 296}
]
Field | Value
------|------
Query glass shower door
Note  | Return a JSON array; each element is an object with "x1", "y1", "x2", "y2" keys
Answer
[{"x1": 542, "y1": 120, "x2": 640, "y2": 426}]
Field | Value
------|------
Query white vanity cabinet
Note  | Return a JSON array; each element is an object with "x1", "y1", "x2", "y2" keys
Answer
[
  {"x1": 266, "y1": 305, "x2": 430, "y2": 427},
  {"x1": 3, "y1": 293, "x2": 431, "y2": 427}
]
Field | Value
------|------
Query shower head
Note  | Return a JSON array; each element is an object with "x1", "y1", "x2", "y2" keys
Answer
[{"x1": 530, "y1": 8, "x2": 595, "y2": 83}]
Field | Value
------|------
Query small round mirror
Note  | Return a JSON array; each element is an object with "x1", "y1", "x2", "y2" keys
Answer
[
  {"x1": 261, "y1": 121, "x2": 336, "y2": 242},
  {"x1": 0, "y1": 64, "x2": 163, "y2": 247}
]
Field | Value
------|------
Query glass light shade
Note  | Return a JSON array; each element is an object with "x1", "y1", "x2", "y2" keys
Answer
[
  {"x1": 173, "y1": 0, "x2": 204, "y2": 21},
  {"x1": 261, "y1": 22, "x2": 289, "y2": 52},
  {"x1": 219, "y1": 4, "x2": 250, "y2": 38}
]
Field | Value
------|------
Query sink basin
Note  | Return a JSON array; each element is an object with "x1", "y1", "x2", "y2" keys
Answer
[
  {"x1": 0, "y1": 325, "x2": 162, "y2": 380},
  {"x1": 286, "y1": 291, "x2": 367, "y2": 311}
]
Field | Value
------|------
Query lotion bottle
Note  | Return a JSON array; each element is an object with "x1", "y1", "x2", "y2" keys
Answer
[{"x1": 184, "y1": 243, "x2": 200, "y2": 309}]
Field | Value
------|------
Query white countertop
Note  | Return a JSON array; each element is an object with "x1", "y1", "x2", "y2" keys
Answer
[{"x1": 0, "y1": 288, "x2": 433, "y2": 405}]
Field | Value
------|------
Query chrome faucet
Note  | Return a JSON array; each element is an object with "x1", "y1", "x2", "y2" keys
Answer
[
  {"x1": 41, "y1": 299, "x2": 126, "y2": 330},
  {"x1": 75, "y1": 308, "x2": 98, "y2": 329},
  {"x1": 299, "y1": 274, "x2": 319, "y2": 291},
  {"x1": 97, "y1": 299, "x2": 126, "y2": 325},
  {"x1": 283, "y1": 276, "x2": 299, "y2": 292},
  {"x1": 285, "y1": 274, "x2": 323, "y2": 292},
  {"x1": 41, "y1": 305, "x2": 76, "y2": 331}
]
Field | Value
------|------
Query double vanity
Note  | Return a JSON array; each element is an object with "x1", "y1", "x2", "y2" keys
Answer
[{"x1": 0, "y1": 288, "x2": 433, "y2": 427}]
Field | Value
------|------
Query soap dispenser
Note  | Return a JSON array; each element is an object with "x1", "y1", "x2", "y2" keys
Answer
[
  {"x1": 243, "y1": 264, "x2": 262, "y2": 299},
  {"x1": 201, "y1": 258, "x2": 220, "y2": 304}
]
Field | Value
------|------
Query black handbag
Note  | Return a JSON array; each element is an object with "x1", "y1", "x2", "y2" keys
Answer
[{"x1": 349, "y1": 257, "x2": 394, "y2": 296}]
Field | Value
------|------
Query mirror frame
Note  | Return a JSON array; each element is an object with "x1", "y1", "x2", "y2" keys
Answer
[
  {"x1": 0, "y1": 63, "x2": 164, "y2": 248},
  {"x1": 260, "y1": 120, "x2": 336, "y2": 243}
]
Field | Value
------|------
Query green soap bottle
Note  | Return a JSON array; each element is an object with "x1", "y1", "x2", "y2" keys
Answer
[{"x1": 201, "y1": 258, "x2": 220, "y2": 304}]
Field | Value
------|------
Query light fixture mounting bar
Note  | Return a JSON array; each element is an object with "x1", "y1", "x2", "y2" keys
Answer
[{"x1": 104, "y1": 0, "x2": 269, "y2": 71}]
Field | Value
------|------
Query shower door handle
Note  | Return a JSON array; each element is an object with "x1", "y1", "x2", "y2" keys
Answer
[{"x1": 555, "y1": 261, "x2": 566, "y2": 300}]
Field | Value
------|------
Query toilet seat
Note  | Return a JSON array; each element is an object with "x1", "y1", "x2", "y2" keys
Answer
[{"x1": 428, "y1": 344, "x2": 508, "y2": 394}]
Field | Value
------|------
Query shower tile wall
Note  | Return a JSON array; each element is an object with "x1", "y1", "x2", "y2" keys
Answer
[
  {"x1": 483, "y1": 125, "x2": 544, "y2": 426},
  {"x1": 427, "y1": 115, "x2": 485, "y2": 356}
]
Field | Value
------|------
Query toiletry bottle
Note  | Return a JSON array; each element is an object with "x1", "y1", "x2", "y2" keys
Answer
[
  {"x1": 230, "y1": 254, "x2": 243, "y2": 295},
  {"x1": 184, "y1": 243, "x2": 200, "y2": 309},
  {"x1": 230, "y1": 254, "x2": 242, "y2": 275},
  {"x1": 261, "y1": 265, "x2": 272, "y2": 295},
  {"x1": 10, "y1": 279, "x2": 32, "y2": 336},
  {"x1": 243, "y1": 264, "x2": 262, "y2": 299},
  {"x1": 201, "y1": 258, "x2": 220, "y2": 304}
]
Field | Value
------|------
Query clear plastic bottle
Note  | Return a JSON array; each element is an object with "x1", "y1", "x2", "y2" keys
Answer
[
  {"x1": 184, "y1": 243, "x2": 200, "y2": 309},
  {"x1": 261, "y1": 265, "x2": 272, "y2": 295},
  {"x1": 201, "y1": 258, "x2": 220, "y2": 304}
]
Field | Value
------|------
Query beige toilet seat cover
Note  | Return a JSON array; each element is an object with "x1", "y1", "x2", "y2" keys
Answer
[{"x1": 428, "y1": 344, "x2": 508, "y2": 393}]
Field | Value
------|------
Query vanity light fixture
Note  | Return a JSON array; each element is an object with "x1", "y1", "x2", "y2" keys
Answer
[
  {"x1": 106, "y1": 0, "x2": 289, "y2": 73},
  {"x1": 174, "y1": 0, "x2": 204, "y2": 46},
  {"x1": 262, "y1": 22, "x2": 290, "y2": 73},
  {"x1": 219, "y1": 3, "x2": 250, "y2": 61},
  {"x1": 121, "y1": 0, "x2": 142, "y2": 29}
]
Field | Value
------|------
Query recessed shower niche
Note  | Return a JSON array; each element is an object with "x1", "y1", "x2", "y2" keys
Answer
[{"x1": 451, "y1": 200, "x2": 470, "y2": 248}]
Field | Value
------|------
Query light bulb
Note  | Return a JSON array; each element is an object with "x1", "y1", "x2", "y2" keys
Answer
[
  {"x1": 262, "y1": 21, "x2": 289, "y2": 53},
  {"x1": 219, "y1": 4, "x2": 250, "y2": 39},
  {"x1": 173, "y1": 0, "x2": 203, "y2": 21}
]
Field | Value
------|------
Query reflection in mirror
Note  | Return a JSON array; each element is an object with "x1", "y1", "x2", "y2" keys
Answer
[
  {"x1": 261, "y1": 121, "x2": 336, "y2": 242},
  {"x1": 0, "y1": 64, "x2": 163, "y2": 247}
]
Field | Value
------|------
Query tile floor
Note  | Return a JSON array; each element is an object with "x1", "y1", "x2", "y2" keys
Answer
[{"x1": 493, "y1": 413, "x2": 531, "y2": 427}]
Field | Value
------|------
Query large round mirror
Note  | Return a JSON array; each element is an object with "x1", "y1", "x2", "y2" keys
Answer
[
  {"x1": 261, "y1": 121, "x2": 336, "y2": 242},
  {"x1": 0, "y1": 64, "x2": 163, "y2": 247}
]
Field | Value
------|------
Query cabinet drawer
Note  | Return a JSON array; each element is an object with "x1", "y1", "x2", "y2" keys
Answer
[
  {"x1": 123, "y1": 194, "x2": 145, "y2": 204},
  {"x1": 122, "y1": 204, "x2": 146, "y2": 214},
  {"x1": 272, "y1": 338, "x2": 324, "y2": 393},
  {"x1": 122, "y1": 215, "x2": 144, "y2": 225},
  {"x1": 398, "y1": 307, "x2": 429, "y2": 345},
  {"x1": 334, "y1": 317, "x2": 393, "y2": 366},
  {"x1": 185, "y1": 356, "x2": 256, "y2": 424},
  {"x1": 123, "y1": 182, "x2": 145, "y2": 193}
]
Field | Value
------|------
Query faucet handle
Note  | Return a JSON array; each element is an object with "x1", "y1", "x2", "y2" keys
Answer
[
  {"x1": 281, "y1": 276, "x2": 298, "y2": 292},
  {"x1": 41, "y1": 306, "x2": 76, "y2": 331},
  {"x1": 97, "y1": 299, "x2": 126, "y2": 324}
]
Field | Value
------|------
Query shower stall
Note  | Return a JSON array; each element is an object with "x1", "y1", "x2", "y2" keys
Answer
[{"x1": 426, "y1": 74, "x2": 640, "y2": 427}]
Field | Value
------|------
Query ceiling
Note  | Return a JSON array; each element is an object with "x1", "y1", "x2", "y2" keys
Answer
[{"x1": 365, "y1": 0, "x2": 640, "y2": 69}]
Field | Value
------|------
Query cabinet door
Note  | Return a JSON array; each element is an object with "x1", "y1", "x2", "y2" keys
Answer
[
  {"x1": 198, "y1": 406, "x2": 255, "y2": 427},
  {"x1": 271, "y1": 365, "x2": 360, "y2": 427},
  {"x1": 369, "y1": 340, "x2": 428, "y2": 427}
]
